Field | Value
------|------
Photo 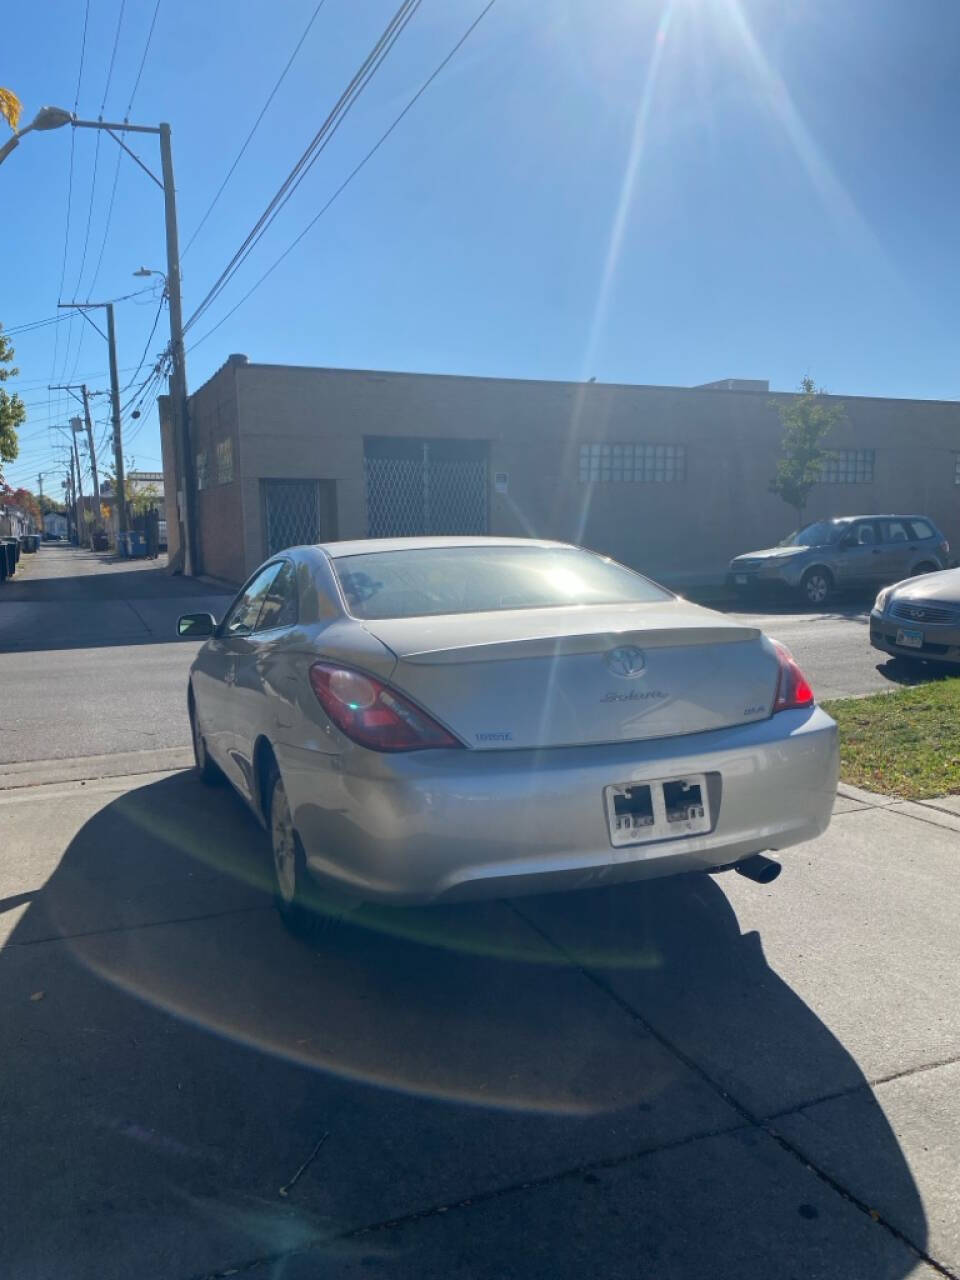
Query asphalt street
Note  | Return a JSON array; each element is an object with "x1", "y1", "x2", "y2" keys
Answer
[
  {"x1": 1, "y1": 544, "x2": 958, "y2": 1279},
  {"x1": 0, "y1": 544, "x2": 233, "y2": 764}
]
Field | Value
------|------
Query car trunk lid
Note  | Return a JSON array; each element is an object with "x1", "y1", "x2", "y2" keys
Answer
[{"x1": 361, "y1": 601, "x2": 779, "y2": 749}]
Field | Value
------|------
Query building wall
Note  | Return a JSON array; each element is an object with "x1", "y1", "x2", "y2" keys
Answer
[
  {"x1": 187, "y1": 358, "x2": 246, "y2": 583},
  {"x1": 181, "y1": 360, "x2": 960, "y2": 585}
]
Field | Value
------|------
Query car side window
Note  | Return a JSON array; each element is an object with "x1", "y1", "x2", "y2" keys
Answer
[
  {"x1": 221, "y1": 565, "x2": 283, "y2": 637},
  {"x1": 907, "y1": 519, "x2": 934, "y2": 541},
  {"x1": 855, "y1": 522, "x2": 876, "y2": 546},
  {"x1": 255, "y1": 560, "x2": 299, "y2": 632},
  {"x1": 883, "y1": 519, "x2": 910, "y2": 544}
]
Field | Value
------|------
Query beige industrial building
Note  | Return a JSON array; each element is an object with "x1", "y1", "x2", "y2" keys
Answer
[{"x1": 160, "y1": 356, "x2": 960, "y2": 587}]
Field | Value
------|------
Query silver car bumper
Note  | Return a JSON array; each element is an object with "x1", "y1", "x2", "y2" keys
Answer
[{"x1": 276, "y1": 708, "x2": 838, "y2": 906}]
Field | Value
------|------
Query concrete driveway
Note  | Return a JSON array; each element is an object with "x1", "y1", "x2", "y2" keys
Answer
[{"x1": 1, "y1": 759, "x2": 957, "y2": 1279}]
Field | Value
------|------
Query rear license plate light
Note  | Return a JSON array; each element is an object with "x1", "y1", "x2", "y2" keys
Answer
[{"x1": 605, "y1": 774, "x2": 712, "y2": 848}]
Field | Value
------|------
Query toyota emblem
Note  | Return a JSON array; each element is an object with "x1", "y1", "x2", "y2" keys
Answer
[{"x1": 605, "y1": 645, "x2": 647, "y2": 678}]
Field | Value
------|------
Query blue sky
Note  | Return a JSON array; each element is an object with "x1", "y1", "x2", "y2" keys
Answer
[{"x1": 4, "y1": 0, "x2": 960, "y2": 496}]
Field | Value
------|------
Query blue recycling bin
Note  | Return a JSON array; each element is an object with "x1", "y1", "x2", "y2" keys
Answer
[{"x1": 127, "y1": 531, "x2": 148, "y2": 558}]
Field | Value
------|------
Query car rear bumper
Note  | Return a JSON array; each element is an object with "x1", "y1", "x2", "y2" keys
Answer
[
  {"x1": 870, "y1": 610, "x2": 960, "y2": 663},
  {"x1": 277, "y1": 709, "x2": 838, "y2": 905}
]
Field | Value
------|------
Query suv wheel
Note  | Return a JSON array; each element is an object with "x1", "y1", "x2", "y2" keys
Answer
[{"x1": 800, "y1": 568, "x2": 832, "y2": 606}]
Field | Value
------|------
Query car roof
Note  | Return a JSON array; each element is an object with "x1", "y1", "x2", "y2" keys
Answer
[
  {"x1": 314, "y1": 535, "x2": 575, "y2": 557},
  {"x1": 825, "y1": 514, "x2": 934, "y2": 523}
]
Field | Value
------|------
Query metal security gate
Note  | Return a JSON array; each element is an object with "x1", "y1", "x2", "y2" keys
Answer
[
  {"x1": 364, "y1": 438, "x2": 488, "y2": 538},
  {"x1": 261, "y1": 479, "x2": 336, "y2": 556}
]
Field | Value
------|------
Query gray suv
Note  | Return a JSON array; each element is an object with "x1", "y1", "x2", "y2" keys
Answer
[{"x1": 729, "y1": 515, "x2": 950, "y2": 605}]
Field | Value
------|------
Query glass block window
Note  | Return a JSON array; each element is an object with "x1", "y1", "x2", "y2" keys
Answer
[
  {"x1": 195, "y1": 451, "x2": 208, "y2": 491},
  {"x1": 215, "y1": 438, "x2": 235, "y2": 485},
  {"x1": 579, "y1": 442, "x2": 686, "y2": 484},
  {"x1": 821, "y1": 448, "x2": 874, "y2": 484}
]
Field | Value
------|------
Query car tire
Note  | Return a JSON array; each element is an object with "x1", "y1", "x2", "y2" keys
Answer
[
  {"x1": 800, "y1": 567, "x2": 832, "y2": 606},
  {"x1": 189, "y1": 698, "x2": 222, "y2": 784},
  {"x1": 265, "y1": 761, "x2": 353, "y2": 939}
]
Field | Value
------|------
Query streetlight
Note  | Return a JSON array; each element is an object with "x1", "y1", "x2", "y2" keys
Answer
[{"x1": 1, "y1": 106, "x2": 197, "y2": 575}]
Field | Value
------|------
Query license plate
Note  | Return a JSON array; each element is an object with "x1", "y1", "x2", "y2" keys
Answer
[
  {"x1": 605, "y1": 774, "x2": 711, "y2": 848},
  {"x1": 896, "y1": 628, "x2": 924, "y2": 649},
  {"x1": 734, "y1": 574, "x2": 748, "y2": 585}
]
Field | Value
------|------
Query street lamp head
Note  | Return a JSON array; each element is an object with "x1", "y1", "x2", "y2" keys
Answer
[{"x1": 31, "y1": 105, "x2": 73, "y2": 131}]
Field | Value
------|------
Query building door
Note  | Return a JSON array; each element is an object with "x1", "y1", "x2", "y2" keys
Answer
[
  {"x1": 364, "y1": 437, "x2": 488, "y2": 538},
  {"x1": 261, "y1": 479, "x2": 337, "y2": 556}
]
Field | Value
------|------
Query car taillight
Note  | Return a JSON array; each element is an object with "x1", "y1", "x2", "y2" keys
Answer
[
  {"x1": 771, "y1": 641, "x2": 814, "y2": 712},
  {"x1": 308, "y1": 663, "x2": 463, "y2": 752}
]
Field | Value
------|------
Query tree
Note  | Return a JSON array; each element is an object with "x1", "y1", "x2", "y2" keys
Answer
[
  {"x1": 769, "y1": 375, "x2": 846, "y2": 525},
  {"x1": 37, "y1": 494, "x2": 66, "y2": 516},
  {"x1": 0, "y1": 323, "x2": 26, "y2": 468}
]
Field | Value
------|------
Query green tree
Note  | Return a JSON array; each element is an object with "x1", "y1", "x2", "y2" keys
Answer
[
  {"x1": 0, "y1": 324, "x2": 27, "y2": 467},
  {"x1": 37, "y1": 494, "x2": 66, "y2": 516},
  {"x1": 769, "y1": 375, "x2": 846, "y2": 525}
]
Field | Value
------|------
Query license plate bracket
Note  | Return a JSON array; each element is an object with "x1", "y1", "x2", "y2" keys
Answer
[
  {"x1": 605, "y1": 774, "x2": 712, "y2": 847},
  {"x1": 896, "y1": 627, "x2": 924, "y2": 650}
]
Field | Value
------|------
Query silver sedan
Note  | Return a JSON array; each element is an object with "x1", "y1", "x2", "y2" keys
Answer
[
  {"x1": 871, "y1": 567, "x2": 960, "y2": 666},
  {"x1": 178, "y1": 537, "x2": 838, "y2": 933}
]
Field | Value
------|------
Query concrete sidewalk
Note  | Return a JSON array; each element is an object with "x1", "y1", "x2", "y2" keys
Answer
[{"x1": 1, "y1": 755, "x2": 957, "y2": 1279}]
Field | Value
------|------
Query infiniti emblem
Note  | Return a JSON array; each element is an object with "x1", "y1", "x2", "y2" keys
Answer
[
  {"x1": 605, "y1": 645, "x2": 647, "y2": 678},
  {"x1": 909, "y1": 608, "x2": 927, "y2": 620}
]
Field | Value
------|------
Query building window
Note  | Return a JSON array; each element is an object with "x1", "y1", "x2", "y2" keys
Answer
[
  {"x1": 821, "y1": 448, "x2": 874, "y2": 484},
  {"x1": 578, "y1": 442, "x2": 686, "y2": 484},
  {"x1": 215, "y1": 438, "x2": 235, "y2": 485},
  {"x1": 195, "y1": 451, "x2": 208, "y2": 491},
  {"x1": 954, "y1": 454, "x2": 960, "y2": 486}
]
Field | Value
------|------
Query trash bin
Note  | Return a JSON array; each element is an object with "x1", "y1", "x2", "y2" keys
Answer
[
  {"x1": 2, "y1": 539, "x2": 16, "y2": 577},
  {"x1": 13, "y1": 538, "x2": 21, "y2": 563},
  {"x1": 127, "y1": 531, "x2": 148, "y2": 558},
  {"x1": 23, "y1": 534, "x2": 39, "y2": 553}
]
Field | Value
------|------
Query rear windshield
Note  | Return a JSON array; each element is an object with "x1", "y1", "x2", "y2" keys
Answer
[{"x1": 331, "y1": 546, "x2": 673, "y2": 620}]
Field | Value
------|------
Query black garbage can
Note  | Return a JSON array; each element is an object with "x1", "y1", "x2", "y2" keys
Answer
[
  {"x1": 13, "y1": 538, "x2": 21, "y2": 563},
  {"x1": 2, "y1": 539, "x2": 16, "y2": 577}
]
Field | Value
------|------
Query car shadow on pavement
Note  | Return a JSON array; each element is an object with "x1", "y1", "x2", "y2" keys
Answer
[
  {"x1": 877, "y1": 656, "x2": 958, "y2": 687},
  {"x1": 0, "y1": 771, "x2": 928, "y2": 1279}
]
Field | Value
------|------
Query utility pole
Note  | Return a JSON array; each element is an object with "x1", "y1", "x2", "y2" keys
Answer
[
  {"x1": 105, "y1": 304, "x2": 126, "y2": 537},
  {"x1": 71, "y1": 427, "x2": 86, "y2": 545},
  {"x1": 57, "y1": 303, "x2": 126, "y2": 538},
  {"x1": 37, "y1": 473, "x2": 43, "y2": 499},
  {"x1": 49, "y1": 383, "x2": 103, "y2": 517},
  {"x1": 80, "y1": 386, "x2": 101, "y2": 511},
  {"x1": 158, "y1": 124, "x2": 196, "y2": 576}
]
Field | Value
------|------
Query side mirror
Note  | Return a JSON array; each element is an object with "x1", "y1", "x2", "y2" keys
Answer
[{"x1": 178, "y1": 612, "x2": 217, "y2": 638}]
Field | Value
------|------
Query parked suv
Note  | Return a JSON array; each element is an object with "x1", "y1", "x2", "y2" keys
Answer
[{"x1": 729, "y1": 515, "x2": 950, "y2": 605}]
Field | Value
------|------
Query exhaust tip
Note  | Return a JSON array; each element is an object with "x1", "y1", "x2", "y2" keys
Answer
[{"x1": 734, "y1": 854, "x2": 782, "y2": 885}]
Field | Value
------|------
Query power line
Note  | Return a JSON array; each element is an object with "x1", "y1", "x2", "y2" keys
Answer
[
  {"x1": 50, "y1": 0, "x2": 91, "y2": 439},
  {"x1": 86, "y1": 0, "x2": 163, "y2": 302},
  {"x1": 181, "y1": 0, "x2": 328, "y2": 259},
  {"x1": 121, "y1": 295, "x2": 166, "y2": 392},
  {"x1": 188, "y1": 0, "x2": 500, "y2": 351},
  {"x1": 184, "y1": 0, "x2": 424, "y2": 335}
]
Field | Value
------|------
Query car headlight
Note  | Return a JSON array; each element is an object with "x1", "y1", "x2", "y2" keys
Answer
[{"x1": 874, "y1": 587, "x2": 892, "y2": 614}]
